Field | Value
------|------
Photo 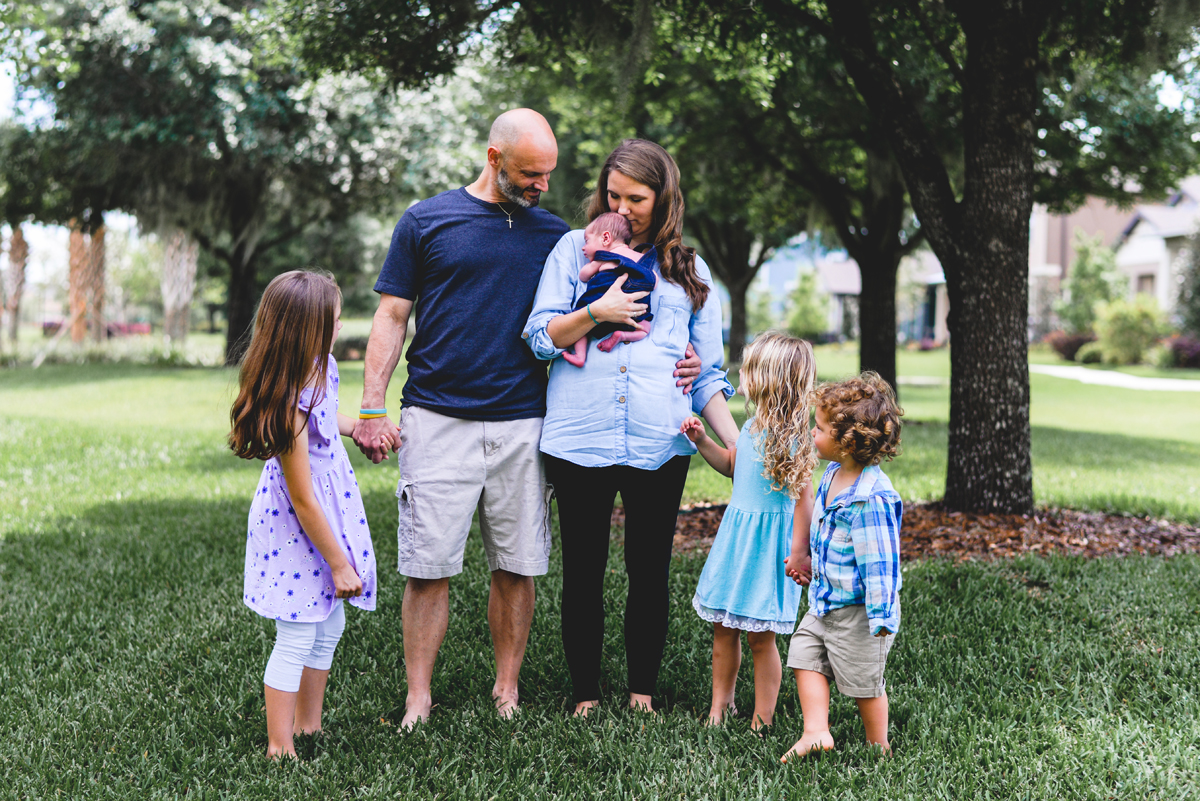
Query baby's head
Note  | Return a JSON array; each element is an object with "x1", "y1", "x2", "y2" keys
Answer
[
  {"x1": 582, "y1": 212, "x2": 633, "y2": 260},
  {"x1": 813, "y1": 372, "x2": 903, "y2": 467}
]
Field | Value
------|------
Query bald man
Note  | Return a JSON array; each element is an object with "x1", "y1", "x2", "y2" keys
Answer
[{"x1": 354, "y1": 110, "x2": 699, "y2": 729}]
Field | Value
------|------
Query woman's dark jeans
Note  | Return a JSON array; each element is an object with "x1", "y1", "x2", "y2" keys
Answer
[{"x1": 545, "y1": 453, "x2": 691, "y2": 703}]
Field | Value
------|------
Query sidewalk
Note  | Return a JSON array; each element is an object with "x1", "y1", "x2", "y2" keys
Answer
[{"x1": 1029, "y1": 364, "x2": 1200, "y2": 392}]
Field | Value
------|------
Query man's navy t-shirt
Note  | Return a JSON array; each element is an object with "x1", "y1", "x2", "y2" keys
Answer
[{"x1": 374, "y1": 188, "x2": 570, "y2": 421}]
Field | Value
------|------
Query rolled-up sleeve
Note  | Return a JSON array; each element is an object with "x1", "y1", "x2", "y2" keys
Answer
[
  {"x1": 523, "y1": 231, "x2": 583, "y2": 360},
  {"x1": 688, "y1": 257, "x2": 735, "y2": 414}
]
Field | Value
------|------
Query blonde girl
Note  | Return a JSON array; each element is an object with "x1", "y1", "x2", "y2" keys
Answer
[
  {"x1": 680, "y1": 331, "x2": 818, "y2": 730},
  {"x1": 229, "y1": 270, "x2": 383, "y2": 758}
]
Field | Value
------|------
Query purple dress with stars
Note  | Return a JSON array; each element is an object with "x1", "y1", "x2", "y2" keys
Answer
[{"x1": 243, "y1": 355, "x2": 377, "y2": 622}]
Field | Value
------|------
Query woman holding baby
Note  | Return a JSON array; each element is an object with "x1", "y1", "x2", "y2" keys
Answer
[{"x1": 523, "y1": 139, "x2": 739, "y2": 716}]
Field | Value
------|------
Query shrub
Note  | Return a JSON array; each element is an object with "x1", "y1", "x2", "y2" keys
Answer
[
  {"x1": 1093, "y1": 295, "x2": 1169, "y2": 365},
  {"x1": 1168, "y1": 334, "x2": 1200, "y2": 368},
  {"x1": 785, "y1": 270, "x2": 828, "y2": 342},
  {"x1": 1076, "y1": 341, "x2": 1105, "y2": 363},
  {"x1": 1177, "y1": 232, "x2": 1200, "y2": 337},
  {"x1": 1045, "y1": 330, "x2": 1096, "y2": 361},
  {"x1": 1054, "y1": 231, "x2": 1124, "y2": 334}
]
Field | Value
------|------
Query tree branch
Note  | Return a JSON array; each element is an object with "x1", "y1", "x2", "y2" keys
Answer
[
  {"x1": 902, "y1": 0, "x2": 965, "y2": 85},
  {"x1": 822, "y1": 0, "x2": 962, "y2": 260}
]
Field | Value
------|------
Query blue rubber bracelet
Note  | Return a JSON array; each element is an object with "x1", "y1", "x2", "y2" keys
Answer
[
  {"x1": 359, "y1": 408, "x2": 387, "y2": 414},
  {"x1": 586, "y1": 304, "x2": 598, "y2": 324}
]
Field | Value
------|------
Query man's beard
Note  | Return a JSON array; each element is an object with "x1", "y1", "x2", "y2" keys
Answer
[{"x1": 496, "y1": 166, "x2": 539, "y2": 208}]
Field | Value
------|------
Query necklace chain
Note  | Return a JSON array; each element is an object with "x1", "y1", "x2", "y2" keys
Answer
[{"x1": 497, "y1": 202, "x2": 514, "y2": 229}]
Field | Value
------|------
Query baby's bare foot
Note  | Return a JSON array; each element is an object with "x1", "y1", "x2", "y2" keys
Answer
[{"x1": 780, "y1": 730, "x2": 835, "y2": 762}]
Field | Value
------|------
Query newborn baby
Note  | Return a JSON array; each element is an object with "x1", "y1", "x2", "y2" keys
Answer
[{"x1": 563, "y1": 212, "x2": 657, "y2": 368}]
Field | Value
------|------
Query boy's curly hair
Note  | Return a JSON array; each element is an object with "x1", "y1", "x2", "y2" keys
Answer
[{"x1": 813, "y1": 372, "x2": 903, "y2": 466}]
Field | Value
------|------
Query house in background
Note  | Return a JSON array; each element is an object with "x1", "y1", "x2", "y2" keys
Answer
[
  {"x1": 753, "y1": 236, "x2": 864, "y2": 341},
  {"x1": 1028, "y1": 196, "x2": 1131, "y2": 337},
  {"x1": 1112, "y1": 176, "x2": 1200, "y2": 316}
]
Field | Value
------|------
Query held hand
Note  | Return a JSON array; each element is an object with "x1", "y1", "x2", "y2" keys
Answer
[
  {"x1": 784, "y1": 553, "x2": 812, "y2": 586},
  {"x1": 590, "y1": 273, "x2": 650, "y2": 328},
  {"x1": 331, "y1": 561, "x2": 363, "y2": 599},
  {"x1": 874, "y1": 629, "x2": 892, "y2": 638},
  {"x1": 353, "y1": 416, "x2": 402, "y2": 465},
  {"x1": 674, "y1": 342, "x2": 701, "y2": 395},
  {"x1": 680, "y1": 416, "x2": 708, "y2": 444}
]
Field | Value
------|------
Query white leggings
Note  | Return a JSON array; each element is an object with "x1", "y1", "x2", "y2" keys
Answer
[{"x1": 262, "y1": 601, "x2": 346, "y2": 693}]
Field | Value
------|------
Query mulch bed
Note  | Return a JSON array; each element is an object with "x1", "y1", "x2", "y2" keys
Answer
[{"x1": 609, "y1": 504, "x2": 1200, "y2": 560}]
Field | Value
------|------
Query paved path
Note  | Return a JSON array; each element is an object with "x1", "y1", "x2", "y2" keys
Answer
[{"x1": 1029, "y1": 364, "x2": 1200, "y2": 392}]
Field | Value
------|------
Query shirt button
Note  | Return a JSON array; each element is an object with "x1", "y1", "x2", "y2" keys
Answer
[
  {"x1": 618, "y1": 396, "x2": 626, "y2": 403},
  {"x1": 619, "y1": 366, "x2": 627, "y2": 373}
]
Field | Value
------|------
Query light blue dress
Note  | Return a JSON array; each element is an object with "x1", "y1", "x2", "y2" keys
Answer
[{"x1": 692, "y1": 419, "x2": 802, "y2": 634}]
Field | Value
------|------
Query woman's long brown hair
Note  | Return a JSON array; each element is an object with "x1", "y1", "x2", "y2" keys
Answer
[
  {"x1": 587, "y1": 139, "x2": 709, "y2": 311},
  {"x1": 229, "y1": 270, "x2": 341, "y2": 461}
]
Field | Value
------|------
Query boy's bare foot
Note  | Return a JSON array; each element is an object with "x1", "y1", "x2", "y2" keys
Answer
[
  {"x1": 750, "y1": 714, "x2": 772, "y2": 734},
  {"x1": 399, "y1": 694, "x2": 432, "y2": 731},
  {"x1": 780, "y1": 730, "x2": 835, "y2": 762},
  {"x1": 574, "y1": 700, "x2": 599, "y2": 718},
  {"x1": 494, "y1": 691, "x2": 519, "y2": 719}
]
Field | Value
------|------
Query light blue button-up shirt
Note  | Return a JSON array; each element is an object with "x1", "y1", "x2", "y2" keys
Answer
[{"x1": 523, "y1": 229, "x2": 735, "y2": 470}]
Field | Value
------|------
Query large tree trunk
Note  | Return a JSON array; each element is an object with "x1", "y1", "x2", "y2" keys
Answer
[
  {"x1": 88, "y1": 222, "x2": 106, "y2": 342},
  {"x1": 855, "y1": 251, "x2": 899, "y2": 393},
  {"x1": 224, "y1": 240, "x2": 259, "y2": 365},
  {"x1": 3, "y1": 225, "x2": 25, "y2": 344},
  {"x1": 939, "y1": 15, "x2": 1035, "y2": 513},
  {"x1": 827, "y1": 1, "x2": 1036, "y2": 514},
  {"x1": 68, "y1": 221, "x2": 88, "y2": 344},
  {"x1": 162, "y1": 229, "x2": 199, "y2": 344}
]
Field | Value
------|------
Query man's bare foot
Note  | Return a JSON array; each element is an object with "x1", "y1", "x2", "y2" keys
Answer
[
  {"x1": 399, "y1": 694, "x2": 432, "y2": 731},
  {"x1": 629, "y1": 693, "x2": 654, "y2": 714},
  {"x1": 494, "y1": 692, "x2": 519, "y2": 719},
  {"x1": 574, "y1": 700, "x2": 599, "y2": 718},
  {"x1": 780, "y1": 730, "x2": 835, "y2": 762}
]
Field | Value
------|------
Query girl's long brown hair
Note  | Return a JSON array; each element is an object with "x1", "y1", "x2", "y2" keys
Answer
[
  {"x1": 587, "y1": 139, "x2": 709, "y2": 312},
  {"x1": 229, "y1": 270, "x2": 341, "y2": 461}
]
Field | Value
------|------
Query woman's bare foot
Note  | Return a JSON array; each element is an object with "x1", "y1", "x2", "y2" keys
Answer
[
  {"x1": 629, "y1": 693, "x2": 654, "y2": 714},
  {"x1": 780, "y1": 730, "x2": 835, "y2": 762},
  {"x1": 573, "y1": 700, "x2": 600, "y2": 718}
]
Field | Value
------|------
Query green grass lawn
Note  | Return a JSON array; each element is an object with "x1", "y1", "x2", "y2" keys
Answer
[{"x1": 1, "y1": 357, "x2": 1198, "y2": 797}]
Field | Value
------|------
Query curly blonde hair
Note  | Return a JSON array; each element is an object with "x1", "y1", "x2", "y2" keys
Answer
[
  {"x1": 813, "y1": 372, "x2": 903, "y2": 466},
  {"x1": 741, "y1": 331, "x2": 819, "y2": 498}
]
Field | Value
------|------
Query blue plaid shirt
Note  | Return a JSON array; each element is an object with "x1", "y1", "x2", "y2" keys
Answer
[{"x1": 807, "y1": 462, "x2": 903, "y2": 635}]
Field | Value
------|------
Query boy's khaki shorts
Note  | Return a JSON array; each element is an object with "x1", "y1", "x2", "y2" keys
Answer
[
  {"x1": 786, "y1": 604, "x2": 897, "y2": 698},
  {"x1": 395, "y1": 405, "x2": 552, "y2": 579}
]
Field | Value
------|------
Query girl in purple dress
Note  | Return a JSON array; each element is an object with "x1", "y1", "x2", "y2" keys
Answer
[{"x1": 230, "y1": 270, "x2": 382, "y2": 759}]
